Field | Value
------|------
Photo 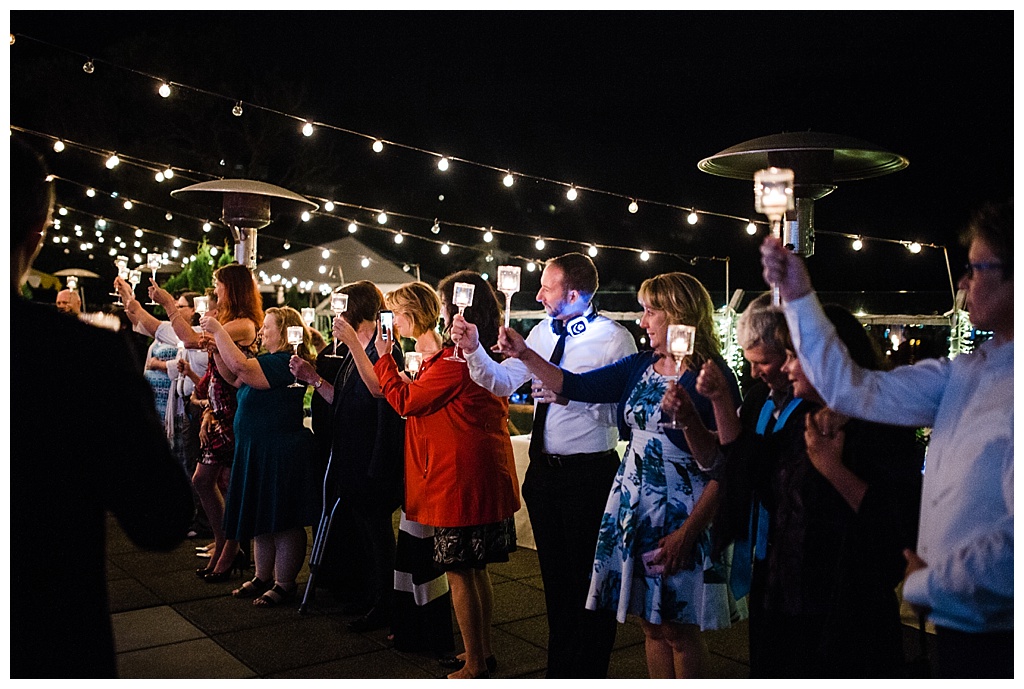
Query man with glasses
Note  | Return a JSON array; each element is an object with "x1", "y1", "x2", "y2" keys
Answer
[{"x1": 760, "y1": 200, "x2": 1013, "y2": 678}]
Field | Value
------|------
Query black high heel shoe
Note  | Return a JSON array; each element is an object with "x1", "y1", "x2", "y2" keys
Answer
[{"x1": 202, "y1": 550, "x2": 249, "y2": 583}]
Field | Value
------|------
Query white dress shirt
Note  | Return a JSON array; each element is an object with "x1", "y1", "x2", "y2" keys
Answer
[
  {"x1": 784, "y1": 293, "x2": 1013, "y2": 633},
  {"x1": 466, "y1": 306, "x2": 637, "y2": 455}
]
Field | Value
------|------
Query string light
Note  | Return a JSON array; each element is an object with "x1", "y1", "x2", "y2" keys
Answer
[
  {"x1": 123, "y1": 200, "x2": 133, "y2": 210},
  {"x1": 158, "y1": 82, "x2": 171, "y2": 98},
  {"x1": 588, "y1": 245, "x2": 598, "y2": 258},
  {"x1": 318, "y1": 265, "x2": 327, "y2": 274},
  {"x1": 282, "y1": 259, "x2": 290, "y2": 269},
  {"x1": 155, "y1": 171, "x2": 165, "y2": 182},
  {"x1": 535, "y1": 238, "x2": 545, "y2": 250},
  {"x1": 852, "y1": 237, "x2": 864, "y2": 251},
  {"x1": 372, "y1": 139, "x2": 384, "y2": 153},
  {"x1": 503, "y1": 171, "x2": 515, "y2": 188},
  {"x1": 324, "y1": 201, "x2": 335, "y2": 212},
  {"x1": 908, "y1": 241, "x2": 922, "y2": 254},
  {"x1": 628, "y1": 199, "x2": 639, "y2": 214},
  {"x1": 485, "y1": 251, "x2": 494, "y2": 262},
  {"x1": 283, "y1": 241, "x2": 291, "y2": 250},
  {"x1": 210, "y1": 246, "x2": 218, "y2": 256},
  {"x1": 347, "y1": 222, "x2": 358, "y2": 234},
  {"x1": 163, "y1": 167, "x2": 174, "y2": 179},
  {"x1": 105, "y1": 153, "x2": 120, "y2": 169},
  {"x1": 360, "y1": 256, "x2": 371, "y2": 268},
  {"x1": 82, "y1": 59, "x2": 94, "y2": 74},
  {"x1": 437, "y1": 156, "x2": 450, "y2": 171},
  {"x1": 441, "y1": 242, "x2": 451, "y2": 255},
  {"x1": 321, "y1": 248, "x2": 330, "y2": 259},
  {"x1": 302, "y1": 121, "x2": 314, "y2": 137},
  {"x1": 377, "y1": 211, "x2": 388, "y2": 224},
  {"x1": 526, "y1": 261, "x2": 536, "y2": 272},
  {"x1": 687, "y1": 210, "x2": 699, "y2": 225},
  {"x1": 483, "y1": 228, "x2": 494, "y2": 243},
  {"x1": 58, "y1": 207, "x2": 68, "y2": 216},
  {"x1": 165, "y1": 213, "x2": 173, "y2": 221},
  {"x1": 746, "y1": 222, "x2": 758, "y2": 236},
  {"x1": 639, "y1": 250, "x2": 650, "y2": 261},
  {"x1": 203, "y1": 222, "x2": 212, "y2": 232},
  {"x1": 301, "y1": 211, "x2": 311, "y2": 222},
  {"x1": 232, "y1": 101, "x2": 243, "y2": 117},
  {"x1": 86, "y1": 188, "x2": 96, "y2": 197},
  {"x1": 394, "y1": 232, "x2": 404, "y2": 244},
  {"x1": 134, "y1": 229, "x2": 143, "y2": 237},
  {"x1": 431, "y1": 219, "x2": 441, "y2": 234},
  {"x1": 53, "y1": 140, "x2": 65, "y2": 153},
  {"x1": 566, "y1": 185, "x2": 578, "y2": 201},
  {"x1": 173, "y1": 238, "x2": 182, "y2": 247}
]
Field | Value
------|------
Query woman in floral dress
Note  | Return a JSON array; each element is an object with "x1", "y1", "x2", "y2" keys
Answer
[{"x1": 498, "y1": 272, "x2": 741, "y2": 678}]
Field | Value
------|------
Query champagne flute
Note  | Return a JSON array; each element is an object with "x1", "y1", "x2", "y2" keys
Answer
[
  {"x1": 404, "y1": 351, "x2": 423, "y2": 380},
  {"x1": 661, "y1": 323, "x2": 696, "y2": 430},
  {"x1": 754, "y1": 167, "x2": 795, "y2": 306},
  {"x1": 146, "y1": 253, "x2": 162, "y2": 305},
  {"x1": 301, "y1": 307, "x2": 316, "y2": 327},
  {"x1": 444, "y1": 281, "x2": 475, "y2": 362},
  {"x1": 111, "y1": 256, "x2": 129, "y2": 299},
  {"x1": 287, "y1": 326, "x2": 306, "y2": 387},
  {"x1": 497, "y1": 265, "x2": 521, "y2": 328},
  {"x1": 128, "y1": 268, "x2": 142, "y2": 300},
  {"x1": 193, "y1": 296, "x2": 209, "y2": 346},
  {"x1": 323, "y1": 292, "x2": 349, "y2": 358}
]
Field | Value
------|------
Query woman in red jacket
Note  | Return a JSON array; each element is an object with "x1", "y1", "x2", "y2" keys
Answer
[{"x1": 373, "y1": 271, "x2": 520, "y2": 679}]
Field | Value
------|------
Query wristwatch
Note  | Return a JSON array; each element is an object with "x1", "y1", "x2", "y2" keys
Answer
[{"x1": 313, "y1": 377, "x2": 323, "y2": 389}]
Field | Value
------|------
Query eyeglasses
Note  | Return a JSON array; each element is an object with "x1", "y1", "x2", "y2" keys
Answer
[
  {"x1": 177, "y1": 302, "x2": 192, "y2": 309},
  {"x1": 963, "y1": 261, "x2": 1005, "y2": 278}
]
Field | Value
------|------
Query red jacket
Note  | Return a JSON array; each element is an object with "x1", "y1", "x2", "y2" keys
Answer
[{"x1": 375, "y1": 347, "x2": 521, "y2": 528}]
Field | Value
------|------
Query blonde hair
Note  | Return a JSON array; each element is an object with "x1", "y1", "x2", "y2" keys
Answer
[
  {"x1": 637, "y1": 272, "x2": 720, "y2": 367},
  {"x1": 384, "y1": 281, "x2": 441, "y2": 337},
  {"x1": 264, "y1": 306, "x2": 316, "y2": 363}
]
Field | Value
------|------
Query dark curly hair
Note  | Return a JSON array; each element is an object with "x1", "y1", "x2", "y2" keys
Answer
[{"x1": 436, "y1": 270, "x2": 503, "y2": 352}]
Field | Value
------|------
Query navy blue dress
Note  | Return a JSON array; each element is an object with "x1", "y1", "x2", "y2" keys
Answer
[{"x1": 224, "y1": 350, "x2": 318, "y2": 540}]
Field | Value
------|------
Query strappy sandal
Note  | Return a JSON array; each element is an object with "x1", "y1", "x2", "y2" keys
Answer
[
  {"x1": 253, "y1": 583, "x2": 296, "y2": 607},
  {"x1": 232, "y1": 576, "x2": 271, "y2": 599}
]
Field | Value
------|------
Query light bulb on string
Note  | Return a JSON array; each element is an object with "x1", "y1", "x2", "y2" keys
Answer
[
  {"x1": 639, "y1": 250, "x2": 650, "y2": 262},
  {"x1": 324, "y1": 201, "x2": 335, "y2": 212},
  {"x1": 431, "y1": 219, "x2": 441, "y2": 234},
  {"x1": 687, "y1": 210, "x2": 699, "y2": 225},
  {"x1": 282, "y1": 259, "x2": 290, "y2": 269},
  {"x1": 485, "y1": 251, "x2": 494, "y2": 263},
  {"x1": 321, "y1": 248, "x2": 330, "y2": 260},
  {"x1": 97, "y1": 219, "x2": 107, "y2": 229},
  {"x1": 232, "y1": 101, "x2": 243, "y2": 117},
  {"x1": 746, "y1": 221, "x2": 758, "y2": 236},
  {"x1": 852, "y1": 237, "x2": 864, "y2": 251},
  {"x1": 628, "y1": 199, "x2": 639, "y2": 214},
  {"x1": 566, "y1": 185, "x2": 578, "y2": 201},
  {"x1": 503, "y1": 171, "x2": 515, "y2": 188},
  {"x1": 123, "y1": 200, "x2": 133, "y2": 210},
  {"x1": 526, "y1": 261, "x2": 536, "y2": 273},
  {"x1": 588, "y1": 245, "x2": 598, "y2": 258},
  {"x1": 165, "y1": 213, "x2": 173, "y2": 221},
  {"x1": 158, "y1": 82, "x2": 171, "y2": 98},
  {"x1": 348, "y1": 222, "x2": 358, "y2": 234},
  {"x1": 155, "y1": 171, "x2": 165, "y2": 182},
  {"x1": 372, "y1": 139, "x2": 384, "y2": 153},
  {"x1": 86, "y1": 188, "x2": 96, "y2": 198},
  {"x1": 318, "y1": 265, "x2": 327, "y2": 274},
  {"x1": 105, "y1": 153, "x2": 120, "y2": 169},
  {"x1": 360, "y1": 257, "x2": 371, "y2": 268},
  {"x1": 483, "y1": 228, "x2": 494, "y2": 243},
  {"x1": 535, "y1": 238, "x2": 545, "y2": 250},
  {"x1": 163, "y1": 167, "x2": 173, "y2": 179},
  {"x1": 203, "y1": 222, "x2": 212, "y2": 232},
  {"x1": 53, "y1": 140, "x2": 65, "y2": 153},
  {"x1": 377, "y1": 211, "x2": 388, "y2": 224},
  {"x1": 394, "y1": 232, "x2": 404, "y2": 244},
  {"x1": 210, "y1": 247, "x2": 218, "y2": 257},
  {"x1": 437, "y1": 156, "x2": 450, "y2": 171},
  {"x1": 58, "y1": 207, "x2": 68, "y2": 216},
  {"x1": 301, "y1": 211, "x2": 311, "y2": 222},
  {"x1": 283, "y1": 241, "x2": 291, "y2": 250},
  {"x1": 134, "y1": 229, "x2": 143, "y2": 238},
  {"x1": 83, "y1": 59, "x2": 95, "y2": 74},
  {"x1": 302, "y1": 121, "x2": 314, "y2": 137},
  {"x1": 173, "y1": 238, "x2": 182, "y2": 247},
  {"x1": 441, "y1": 242, "x2": 451, "y2": 255},
  {"x1": 908, "y1": 241, "x2": 922, "y2": 254}
]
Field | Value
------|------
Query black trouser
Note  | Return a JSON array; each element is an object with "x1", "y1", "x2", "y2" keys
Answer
[
  {"x1": 935, "y1": 626, "x2": 1013, "y2": 678},
  {"x1": 522, "y1": 449, "x2": 620, "y2": 679}
]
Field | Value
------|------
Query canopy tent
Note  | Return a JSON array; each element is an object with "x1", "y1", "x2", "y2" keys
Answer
[{"x1": 256, "y1": 236, "x2": 414, "y2": 314}]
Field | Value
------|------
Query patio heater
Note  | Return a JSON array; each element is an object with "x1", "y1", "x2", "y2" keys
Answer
[
  {"x1": 171, "y1": 180, "x2": 318, "y2": 271},
  {"x1": 698, "y1": 132, "x2": 909, "y2": 257}
]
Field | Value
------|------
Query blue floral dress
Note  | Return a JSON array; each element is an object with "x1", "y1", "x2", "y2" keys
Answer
[
  {"x1": 585, "y1": 365, "x2": 733, "y2": 629},
  {"x1": 144, "y1": 341, "x2": 178, "y2": 420}
]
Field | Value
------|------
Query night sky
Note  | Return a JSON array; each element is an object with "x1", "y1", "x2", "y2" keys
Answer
[{"x1": 9, "y1": 10, "x2": 1015, "y2": 315}]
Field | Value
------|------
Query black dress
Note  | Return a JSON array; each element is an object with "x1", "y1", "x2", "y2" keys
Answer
[{"x1": 11, "y1": 297, "x2": 193, "y2": 678}]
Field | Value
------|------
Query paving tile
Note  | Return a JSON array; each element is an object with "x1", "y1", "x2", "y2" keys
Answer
[
  {"x1": 117, "y1": 638, "x2": 256, "y2": 679},
  {"x1": 490, "y1": 579, "x2": 547, "y2": 624},
  {"x1": 270, "y1": 649, "x2": 437, "y2": 679},
  {"x1": 108, "y1": 577, "x2": 163, "y2": 613},
  {"x1": 112, "y1": 606, "x2": 206, "y2": 652}
]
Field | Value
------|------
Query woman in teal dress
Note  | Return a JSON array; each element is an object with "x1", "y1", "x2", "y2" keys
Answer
[
  {"x1": 201, "y1": 305, "x2": 318, "y2": 606},
  {"x1": 497, "y1": 272, "x2": 742, "y2": 678},
  {"x1": 143, "y1": 339, "x2": 178, "y2": 419}
]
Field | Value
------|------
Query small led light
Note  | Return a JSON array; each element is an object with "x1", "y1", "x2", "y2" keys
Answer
[
  {"x1": 535, "y1": 238, "x2": 546, "y2": 250},
  {"x1": 372, "y1": 139, "x2": 384, "y2": 153},
  {"x1": 908, "y1": 241, "x2": 922, "y2": 254},
  {"x1": 163, "y1": 168, "x2": 173, "y2": 179},
  {"x1": 282, "y1": 259, "x2": 290, "y2": 269},
  {"x1": 348, "y1": 222, "x2": 358, "y2": 234},
  {"x1": 687, "y1": 211, "x2": 699, "y2": 225},
  {"x1": 301, "y1": 211, "x2": 311, "y2": 222},
  {"x1": 441, "y1": 242, "x2": 451, "y2": 255},
  {"x1": 394, "y1": 233, "x2": 404, "y2": 244},
  {"x1": 324, "y1": 201, "x2": 335, "y2": 212},
  {"x1": 105, "y1": 153, "x2": 120, "y2": 169},
  {"x1": 588, "y1": 245, "x2": 598, "y2": 258},
  {"x1": 158, "y1": 82, "x2": 171, "y2": 98},
  {"x1": 203, "y1": 222, "x2": 212, "y2": 232},
  {"x1": 639, "y1": 250, "x2": 650, "y2": 261},
  {"x1": 318, "y1": 265, "x2": 327, "y2": 274},
  {"x1": 852, "y1": 237, "x2": 864, "y2": 251},
  {"x1": 173, "y1": 238, "x2": 182, "y2": 247},
  {"x1": 361, "y1": 257, "x2": 371, "y2": 268},
  {"x1": 53, "y1": 140, "x2": 65, "y2": 153},
  {"x1": 746, "y1": 222, "x2": 758, "y2": 236},
  {"x1": 377, "y1": 211, "x2": 388, "y2": 224},
  {"x1": 628, "y1": 200, "x2": 639, "y2": 214},
  {"x1": 526, "y1": 261, "x2": 536, "y2": 273},
  {"x1": 210, "y1": 247, "x2": 218, "y2": 256},
  {"x1": 566, "y1": 186, "x2": 578, "y2": 201},
  {"x1": 232, "y1": 101, "x2": 243, "y2": 117},
  {"x1": 97, "y1": 219, "x2": 107, "y2": 229},
  {"x1": 283, "y1": 241, "x2": 291, "y2": 250},
  {"x1": 86, "y1": 188, "x2": 96, "y2": 198},
  {"x1": 83, "y1": 60, "x2": 95, "y2": 74},
  {"x1": 483, "y1": 229, "x2": 494, "y2": 243},
  {"x1": 155, "y1": 171, "x2": 165, "y2": 182},
  {"x1": 438, "y1": 157, "x2": 450, "y2": 171},
  {"x1": 134, "y1": 229, "x2": 143, "y2": 238},
  {"x1": 485, "y1": 252, "x2": 494, "y2": 263},
  {"x1": 165, "y1": 213, "x2": 173, "y2": 221},
  {"x1": 503, "y1": 172, "x2": 515, "y2": 188},
  {"x1": 123, "y1": 200, "x2": 133, "y2": 210},
  {"x1": 58, "y1": 207, "x2": 68, "y2": 216},
  {"x1": 320, "y1": 249, "x2": 330, "y2": 260},
  {"x1": 431, "y1": 220, "x2": 441, "y2": 234},
  {"x1": 302, "y1": 121, "x2": 314, "y2": 137}
]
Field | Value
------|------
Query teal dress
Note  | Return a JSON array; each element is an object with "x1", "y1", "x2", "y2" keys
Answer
[
  {"x1": 223, "y1": 351, "x2": 318, "y2": 540},
  {"x1": 585, "y1": 365, "x2": 734, "y2": 629}
]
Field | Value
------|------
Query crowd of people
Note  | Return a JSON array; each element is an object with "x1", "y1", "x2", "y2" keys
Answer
[{"x1": 13, "y1": 131, "x2": 1012, "y2": 678}]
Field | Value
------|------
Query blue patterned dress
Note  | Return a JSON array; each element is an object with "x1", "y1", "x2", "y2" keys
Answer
[
  {"x1": 144, "y1": 341, "x2": 178, "y2": 420},
  {"x1": 585, "y1": 365, "x2": 733, "y2": 629}
]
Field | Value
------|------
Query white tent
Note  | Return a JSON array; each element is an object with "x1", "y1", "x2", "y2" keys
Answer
[{"x1": 256, "y1": 236, "x2": 414, "y2": 314}]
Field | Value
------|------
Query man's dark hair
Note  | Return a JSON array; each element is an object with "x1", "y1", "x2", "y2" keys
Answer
[
  {"x1": 11, "y1": 136, "x2": 54, "y2": 248},
  {"x1": 961, "y1": 199, "x2": 1013, "y2": 278},
  {"x1": 546, "y1": 252, "x2": 599, "y2": 298}
]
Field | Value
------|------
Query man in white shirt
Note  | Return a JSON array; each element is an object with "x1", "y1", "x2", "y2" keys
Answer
[
  {"x1": 452, "y1": 253, "x2": 636, "y2": 678},
  {"x1": 760, "y1": 200, "x2": 1013, "y2": 678}
]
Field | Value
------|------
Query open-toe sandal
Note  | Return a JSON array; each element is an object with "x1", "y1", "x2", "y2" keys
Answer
[
  {"x1": 253, "y1": 583, "x2": 296, "y2": 607},
  {"x1": 232, "y1": 576, "x2": 271, "y2": 599}
]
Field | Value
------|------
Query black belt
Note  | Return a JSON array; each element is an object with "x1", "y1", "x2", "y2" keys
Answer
[{"x1": 537, "y1": 449, "x2": 618, "y2": 468}]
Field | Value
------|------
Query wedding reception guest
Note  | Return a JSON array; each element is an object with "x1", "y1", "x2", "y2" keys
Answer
[
  {"x1": 681, "y1": 300, "x2": 924, "y2": 677},
  {"x1": 55, "y1": 287, "x2": 81, "y2": 315},
  {"x1": 152, "y1": 264, "x2": 263, "y2": 581},
  {"x1": 372, "y1": 272, "x2": 520, "y2": 678},
  {"x1": 203, "y1": 306, "x2": 319, "y2": 605},
  {"x1": 290, "y1": 281, "x2": 405, "y2": 631},
  {"x1": 11, "y1": 137, "x2": 193, "y2": 678},
  {"x1": 450, "y1": 252, "x2": 636, "y2": 678},
  {"x1": 760, "y1": 200, "x2": 1013, "y2": 678},
  {"x1": 496, "y1": 272, "x2": 740, "y2": 679}
]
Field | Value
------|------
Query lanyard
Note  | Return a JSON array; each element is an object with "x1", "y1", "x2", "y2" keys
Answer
[{"x1": 755, "y1": 395, "x2": 801, "y2": 436}]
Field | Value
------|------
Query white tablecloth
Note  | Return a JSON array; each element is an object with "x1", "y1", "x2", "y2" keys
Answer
[{"x1": 510, "y1": 434, "x2": 627, "y2": 551}]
